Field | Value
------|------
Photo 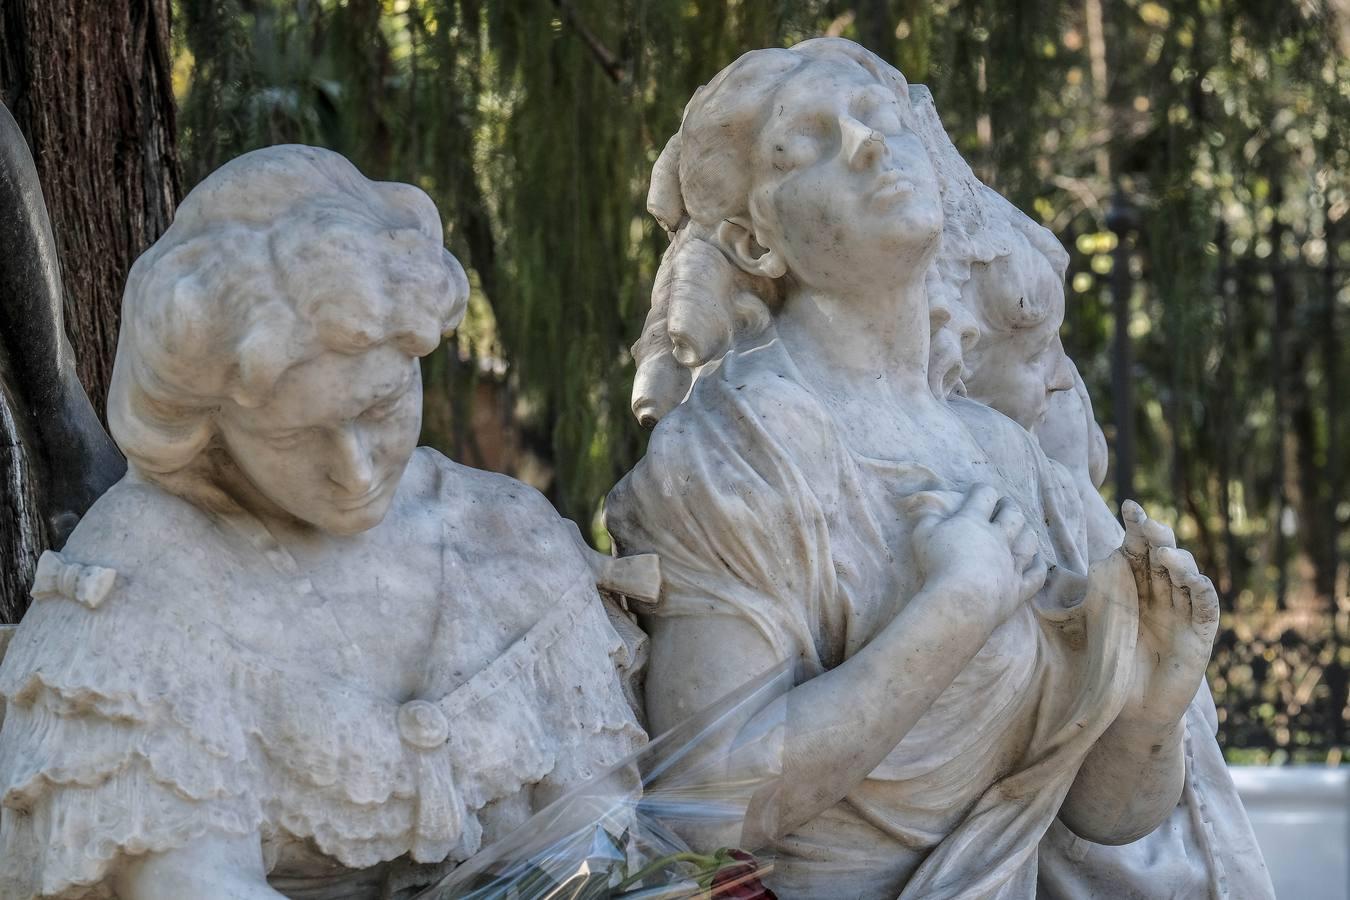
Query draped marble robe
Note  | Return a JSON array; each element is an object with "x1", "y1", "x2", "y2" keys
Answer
[
  {"x1": 0, "y1": 448, "x2": 645, "y2": 900},
  {"x1": 607, "y1": 328, "x2": 1140, "y2": 900}
]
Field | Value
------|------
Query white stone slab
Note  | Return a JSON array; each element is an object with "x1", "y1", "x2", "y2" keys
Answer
[{"x1": 1233, "y1": 765, "x2": 1350, "y2": 900}]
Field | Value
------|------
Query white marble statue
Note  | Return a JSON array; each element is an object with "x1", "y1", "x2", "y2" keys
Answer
[
  {"x1": 607, "y1": 37, "x2": 1244, "y2": 899},
  {"x1": 0, "y1": 146, "x2": 647, "y2": 900}
]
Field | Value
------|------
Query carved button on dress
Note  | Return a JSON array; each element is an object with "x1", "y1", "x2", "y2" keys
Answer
[{"x1": 397, "y1": 699, "x2": 450, "y2": 750}]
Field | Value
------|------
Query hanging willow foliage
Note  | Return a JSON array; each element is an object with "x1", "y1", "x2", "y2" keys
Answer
[{"x1": 173, "y1": 0, "x2": 1348, "y2": 557}]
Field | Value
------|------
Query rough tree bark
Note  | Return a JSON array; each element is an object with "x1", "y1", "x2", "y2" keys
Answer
[{"x1": 0, "y1": 1, "x2": 180, "y2": 622}]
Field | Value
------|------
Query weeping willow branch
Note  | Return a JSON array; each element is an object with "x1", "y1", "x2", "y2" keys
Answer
[{"x1": 551, "y1": 0, "x2": 626, "y2": 84}]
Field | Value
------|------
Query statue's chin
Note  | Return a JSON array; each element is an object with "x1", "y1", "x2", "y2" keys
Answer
[
  {"x1": 301, "y1": 496, "x2": 394, "y2": 537},
  {"x1": 928, "y1": 348, "x2": 965, "y2": 399}
]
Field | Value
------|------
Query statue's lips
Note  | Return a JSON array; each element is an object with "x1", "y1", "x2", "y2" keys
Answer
[
  {"x1": 870, "y1": 170, "x2": 916, "y2": 205},
  {"x1": 333, "y1": 477, "x2": 391, "y2": 511}
]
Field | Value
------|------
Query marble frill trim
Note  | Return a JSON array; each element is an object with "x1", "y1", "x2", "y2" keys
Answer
[{"x1": 0, "y1": 569, "x2": 643, "y2": 900}]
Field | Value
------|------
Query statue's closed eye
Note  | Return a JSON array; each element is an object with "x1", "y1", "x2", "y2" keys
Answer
[
  {"x1": 362, "y1": 392, "x2": 406, "y2": 421},
  {"x1": 267, "y1": 428, "x2": 311, "y2": 450}
]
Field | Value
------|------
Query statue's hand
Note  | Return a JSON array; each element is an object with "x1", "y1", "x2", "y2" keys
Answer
[
  {"x1": 907, "y1": 483, "x2": 1048, "y2": 625},
  {"x1": 1118, "y1": 500, "x2": 1220, "y2": 729}
]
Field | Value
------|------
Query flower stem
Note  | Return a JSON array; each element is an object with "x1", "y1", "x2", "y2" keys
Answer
[{"x1": 613, "y1": 852, "x2": 719, "y2": 891}]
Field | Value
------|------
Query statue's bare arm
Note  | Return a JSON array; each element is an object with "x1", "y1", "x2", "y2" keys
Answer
[
  {"x1": 1060, "y1": 502, "x2": 1218, "y2": 844},
  {"x1": 645, "y1": 484, "x2": 1047, "y2": 845},
  {"x1": 1060, "y1": 706, "x2": 1188, "y2": 845}
]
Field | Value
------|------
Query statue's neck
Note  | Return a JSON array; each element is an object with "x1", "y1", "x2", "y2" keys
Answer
[
  {"x1": 775, "y1": 277, "x2": 935, "y2": 404},
  {"x1": 207, "y1": 451, "x2": 320, "y2": 542}
]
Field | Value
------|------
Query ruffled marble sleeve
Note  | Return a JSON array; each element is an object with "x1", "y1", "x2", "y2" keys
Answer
[{"x1": 0, "y1": 487, "x2": 266, "y2": 900}]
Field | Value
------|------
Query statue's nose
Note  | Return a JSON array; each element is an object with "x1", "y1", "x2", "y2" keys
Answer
[
  {"x1": 329, "y1": 427, "x2": 376, "y2": 495},
  {"x1": 842, "y1": 116, "x2": 888, "y2": 172},
  {"x1": 1047, "y1": 343, "x2": 1075, "y2": 393}
]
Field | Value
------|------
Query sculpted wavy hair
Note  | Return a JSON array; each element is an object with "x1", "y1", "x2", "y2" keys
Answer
[
  {"x1": 108, "y1": 144, "x2": 468, "y2": 495},
  {"x1": 909, "y1": 83, "x2": 1069, "y2": 333},
  {"x1": 630, "y1": 38, "x2": 921, "y2": 426},
  {"x1": 908, "y1": 85, "x2": 1013, "y2": 327}
]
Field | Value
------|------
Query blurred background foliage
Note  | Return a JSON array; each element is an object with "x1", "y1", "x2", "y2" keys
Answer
[{"x1": 171, "y1": 0, "x2": 1349, "y2": 761}]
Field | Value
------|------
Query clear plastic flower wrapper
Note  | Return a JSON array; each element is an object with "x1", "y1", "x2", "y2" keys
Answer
[{"x1": 413, "y1": 664, "x2": 793, "y2": 900}]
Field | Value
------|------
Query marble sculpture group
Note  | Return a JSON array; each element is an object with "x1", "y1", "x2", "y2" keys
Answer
[{"x1": 0, "y1": 37, "x2": 1273, "y2": 900}]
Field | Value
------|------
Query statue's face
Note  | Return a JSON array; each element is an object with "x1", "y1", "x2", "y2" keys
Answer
[
  {"x1": 928, "y1": 291, "x2": 981, "y2": 398},
  {"x1": 217, "y1": 343, "x2": 423, "y2": 535},
  {"x1": 748, "y1": 62, "x2": 943, "y2": 293},
  {"x1": 963, "y1": 250, "x2": 1073, "y2": 429},
  {"x1": 967, "y1": 322, "x2": 1074, "y2": 430}
]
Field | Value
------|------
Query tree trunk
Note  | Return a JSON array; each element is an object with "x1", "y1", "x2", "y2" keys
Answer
[
  {"x1": 1269, "y1": 179, "x2": 1291, "y2": 610},
  {"x1": 1324, "y1": 217, "x2": 1342, "y2": 603},
  {"x1": 854, "y1": 0, "x2": 895, "y2": 60},
  {"x1": 1108, "y1": 192, "x2": 1136, "y2": 505},
  {"x1": 1215, "y1": 219, "x2": 1242, "y2": 603},
  {"x1": 1, "y1": 1, "x2": 180, "y2": 414},
  {"x1": 0, "y1": 1, "x2": 180, "y2": 622}
]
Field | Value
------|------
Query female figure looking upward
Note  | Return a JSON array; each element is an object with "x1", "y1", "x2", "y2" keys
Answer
[{"x1": 609, "y1": 38, "x2": 1218, "y2": 899}]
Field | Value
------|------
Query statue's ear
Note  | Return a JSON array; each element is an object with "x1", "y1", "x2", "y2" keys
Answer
[{"x1": 713, "y1": 217, "x2": 786, "y2": 279}]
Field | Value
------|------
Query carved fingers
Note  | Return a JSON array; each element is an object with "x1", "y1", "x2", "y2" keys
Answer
[
  {"x1": 1118, "y1": 542, "x2": 1221, "y2": 730},
  {"x1": 901, "y1": 488, "x2": 960, "y2": 551},
  {"x1": 1012, "y1": 533, "x2": 1048, "y2": 605},
  {"x1": 992, "y1": 497, "x2": 1026, "y2": 539},
  {"x1": 1121, "y1": 497, "x2": 1176, "y2": 555},
  {"x1": 1154, "y1": 546, "x2": 1221, "y2": 638},
  {"x1": 1120, "y1": 498, "x2": 1151, "y2": 559},
  {"x1": 1121, "y1": 498, "x2": 1181, "y2": 608},
  {"x1": 988, "y1": 498, "x2": 1044, "y2": 600},
  {"x1": 907, "y1": 484, "x2": 1047, "y2": 614},
  {"x1": 958, "y1": 482, "x2": 1001, "y2": 520},
  {"x1": 900, "y1": 488, "x2": 964, "y2": 520},
  {"x1": 1117, "y1": 500, "x2": 1220, "y2": 726}
]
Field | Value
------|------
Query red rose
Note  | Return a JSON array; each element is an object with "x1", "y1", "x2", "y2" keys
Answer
[{"x1": 709, "y1": 850, "x2": 777, "y2": 900}]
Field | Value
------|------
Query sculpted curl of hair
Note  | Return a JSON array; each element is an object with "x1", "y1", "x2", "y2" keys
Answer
[
  {"x1": 108, "y1": 144, "x2": 469, "y2": 479},
  {"x1": 965, "y1": 186, "x2": 1068, "y2": 336},
  {"x1": 909, "y1": 84, "x2": 1070, "y2": 340},
  {"x1": 909, "y1": 85, "x2": 1012, "y2": 322}
]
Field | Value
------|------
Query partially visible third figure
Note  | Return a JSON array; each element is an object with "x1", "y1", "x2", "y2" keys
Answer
[{"x1": 913, "y1": 83, "x2": 1273, "y2": 896}]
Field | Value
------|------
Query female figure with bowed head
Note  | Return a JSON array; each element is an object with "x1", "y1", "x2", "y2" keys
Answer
[
  {"x1": 608, "y1": 38, "x2": 1219, "y2": 899},
  {"x1": 0, "y1": 146, "x2": 644, "y2": 900}
]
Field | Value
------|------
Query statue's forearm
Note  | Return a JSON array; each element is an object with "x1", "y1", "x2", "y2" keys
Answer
[
  {"x1": 739, "y1": 584, "x2": 997, "y2": 843},
  {"x1": 1059, "y1": 716, "x2": 1186, "y2": 845}
]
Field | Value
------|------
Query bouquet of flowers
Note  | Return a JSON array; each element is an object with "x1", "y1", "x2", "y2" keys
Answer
[{"x1": 414, "y1": 665, "x2": 792, "y2": 900}]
